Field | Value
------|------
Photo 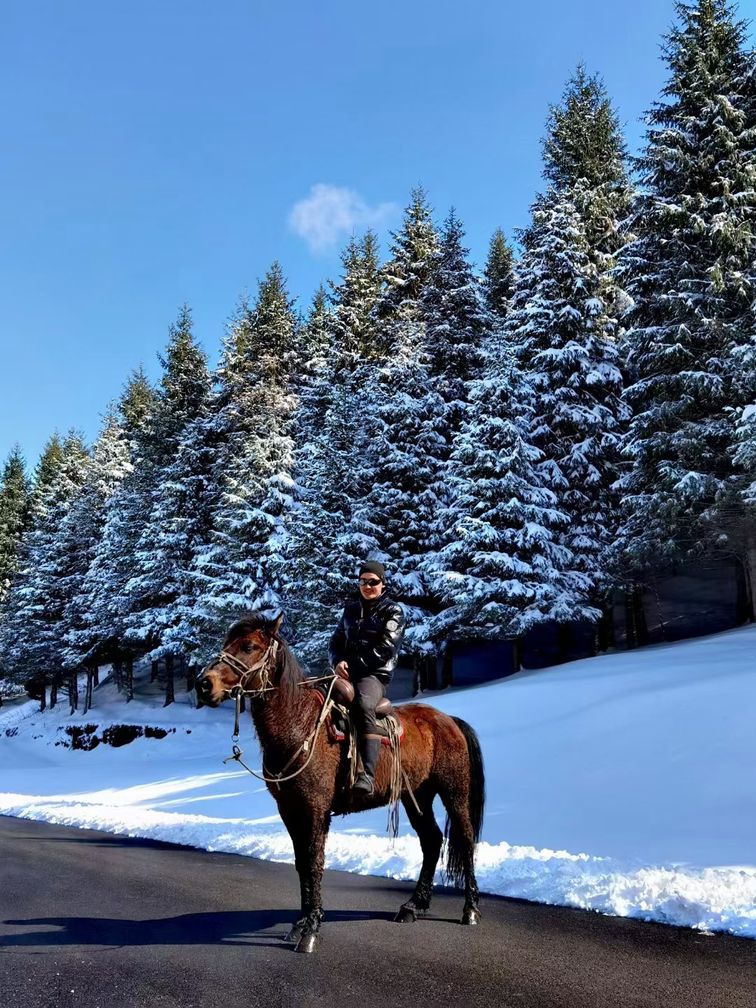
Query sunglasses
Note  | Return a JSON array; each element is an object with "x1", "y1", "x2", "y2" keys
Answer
[{"x1": 358, "y1": 577, "x2": 382, "y2": 587}]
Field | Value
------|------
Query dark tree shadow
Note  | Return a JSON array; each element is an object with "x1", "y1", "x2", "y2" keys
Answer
[{"x1": 0, "y1": 908, "x2": 398, "y2": 951}]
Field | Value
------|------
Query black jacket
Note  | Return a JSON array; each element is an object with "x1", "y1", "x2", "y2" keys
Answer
[{"x1": 328, "y1": 593, "x2": 406, "y2": 683}]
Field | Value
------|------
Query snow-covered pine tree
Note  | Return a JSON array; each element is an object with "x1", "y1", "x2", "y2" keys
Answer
[
  {"x1": 123, "y1": 307, "x2": 213, "y2": 687},
  {"x1": 284, "y1": 291, "x2": 338, "y2": 666},
  {"x1": 535, "y1": 64, "x2": 635, "y2": 635},
  {"x1": 424, "y1": 346, "x2": 595, "y2": 658},
  {"x1": 45, "y1": 413, "x2": 132, "y2": 711},
  {"x1": 358, "y1": 322, "x2": 445, "y2": 646},
  {"x1": 323, "y1": 230, "x2": 384, "y2": 586},
  {"x1": 482, "y1": 228, "x2": 515, "y2": 324},
  {"x1": 413, "y1": 209, "x2": 491, "y2": 638},
  {"x1": 0, "y1": 447, "x2": 31, "y2": 606},
  {"x1": 286, "y1": 374, "x2": 374, "y2": 669},
  {"x1": 0, "y1": 432, "x2": 89, "y2": 707},
  {"x1": 376, "y1": 186, "x2": 439, "y2": 337},
  {"x1": 543, "y1": 64, "x2": 634, "y2": 265},
  {"x1": 332, "y1": 231, "x2": 383, "y2": 358},
  {"x1": 119, "y1": 366, "x2": 154, "y2": 432},
  {"x1": 734, "y1": 405, "x2": 756, "y2": 501},
  {"x1": 510, "y1": 186, "x2": 627, "y2": 613},
  {"x1": 285, "y1": 238, "x2": 382, "y2": 666},
  {"x1": 291, "y1": 284, "x2": 333, "y2": 434},
  {"x1": 60, "y1": 411, "x2": 133, "y2": 680},
  {"x1": 423, "y1": 209, "x2": 488, "y2": 387},
  {"x1": 0, "y1": 434, "x2": 63, "y2": 696},
  {"x1": 150, "y1": 404, "x2": 219, "y2": 685},
  {"x1": 193, "y1": 265, "x2": 298, "y2": 648},
  {"x1": 617, "y1": 0, "x2": 756, "y2": 589},
  {"x1": 351, "y1": 190, "x2": 442, "y2": 641},
  {"x1": 74, "y1": 370, "x2": 157, "y2": 684}
]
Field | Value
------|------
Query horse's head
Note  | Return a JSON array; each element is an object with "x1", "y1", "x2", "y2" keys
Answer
[{"x1": 196, "y1": 612, "x2": 284, "y2": 707}]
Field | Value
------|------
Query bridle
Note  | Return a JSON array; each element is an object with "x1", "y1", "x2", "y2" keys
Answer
[
  {"x1": 202, "y1": 635, "x2": 339, "y2": 787},
  {"x1": 203, "y1": 637, "x2": 280, "y2": 699}
]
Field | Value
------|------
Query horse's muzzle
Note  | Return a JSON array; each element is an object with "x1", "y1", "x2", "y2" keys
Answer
[{"x1": 195, "y1": 676, "x2": 217, "y2": 708}]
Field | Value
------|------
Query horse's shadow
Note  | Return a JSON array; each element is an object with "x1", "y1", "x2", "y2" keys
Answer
[{"x1": 0, "y1": 909, "x2": 397, "y2": 951}]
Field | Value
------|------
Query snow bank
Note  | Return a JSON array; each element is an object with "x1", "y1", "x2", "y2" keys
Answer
[{"x1": 1, "y1": 625, "x2": 755, "y2": 938}]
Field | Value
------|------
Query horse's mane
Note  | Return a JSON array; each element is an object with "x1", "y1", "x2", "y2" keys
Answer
[{"x1": 223, "y1": 612, "x2": 304, "y2": 694}]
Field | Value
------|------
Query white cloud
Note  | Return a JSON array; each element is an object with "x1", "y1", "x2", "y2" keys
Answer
[{"x1": 288, "y1": 183, "x2": 397, "y2": 253}]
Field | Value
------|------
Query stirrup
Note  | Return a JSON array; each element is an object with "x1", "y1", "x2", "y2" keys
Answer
[{"x1": 353, "y1": 772, "x2": 374, "y2": 796}]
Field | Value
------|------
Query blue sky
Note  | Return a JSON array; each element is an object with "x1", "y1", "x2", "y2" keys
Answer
[{"x1": 1, "y1": 0, "x2": 753, "y2": 468}]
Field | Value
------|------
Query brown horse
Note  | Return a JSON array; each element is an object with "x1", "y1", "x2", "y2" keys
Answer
[{"x1": 196, "y1": 612, "x2": 485, "y2": 953}]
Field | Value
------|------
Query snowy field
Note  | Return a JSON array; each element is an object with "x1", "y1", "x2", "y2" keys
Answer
[{"x1": 1, "y1": 625, "x2": 755, "y2": 939}]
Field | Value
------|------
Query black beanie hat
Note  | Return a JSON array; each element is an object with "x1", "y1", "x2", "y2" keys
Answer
[{"x1": 359, "y1": 560, "x2": 386, "y2": 581}]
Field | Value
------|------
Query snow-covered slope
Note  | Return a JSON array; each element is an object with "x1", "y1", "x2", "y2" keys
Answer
[{"x1": 1, "y1": 625, "x2": 754, "y2": 938}]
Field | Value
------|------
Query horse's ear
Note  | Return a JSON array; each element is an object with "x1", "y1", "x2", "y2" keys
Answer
[{"x1": 268, "y1": 612, "x2": 284, "y2": 637}]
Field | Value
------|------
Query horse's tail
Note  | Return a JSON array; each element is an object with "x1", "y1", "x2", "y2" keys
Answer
[{"x1": 444, "y1": 716, "x2": 486, "y2": 887}]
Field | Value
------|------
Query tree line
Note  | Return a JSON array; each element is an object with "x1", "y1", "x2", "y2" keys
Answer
[{"x1": 0, "y1": 0, "x2": 754, "y2": 710}]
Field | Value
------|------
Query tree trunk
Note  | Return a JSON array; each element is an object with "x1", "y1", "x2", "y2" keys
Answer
[
  {"x1": 624, "y1": 590, "x2": 637, "y2": 649},
  {"x1": 556, "y1": 623, "x2": 571, "y2": 663},
  {"x1": 125, "y1": 656, "x2": 134, "y2": 702},
  {"x1": 164, "y1": 653, "x2": 175, "y2": 707},
  {"x1": 182, "y1": 654, "x2": 194, "y2": 693},
  {"x1": 747, "y1": 538, "x2": 756, "y2": 622},
  {"x1": 441, "y1": 647, "x2": 453, "y2": 689},
  {"x1": 511, "y1": 638, "x2": 522, "y2": 674},
  {"x1": 596, "y1": 603, "x2": 615, "y2": 653},
  {"x1": 50, "y1": 677, "x2": 58, "y2": 710},
  {"x1": 113, "y1": 659, "x2": 123, "y2": 693},
  {"x1": 151, "y1": 659, "x2": 159, "y2": 683},
  {"x1": 736, "y1": 543, "x2": 756, "y2": 624},
  {"x1": 68, "y1": 670, "x2": 78, "y2": 715},
  {"x1": 83, "y1": 666, "x2": 94, "y2": 714},
  {"x1": 632, "y1": 586, "x2": 649, "y2": 647},
  {"x1": 413, "y1": 654, "x2": 431, "y2": 693}
]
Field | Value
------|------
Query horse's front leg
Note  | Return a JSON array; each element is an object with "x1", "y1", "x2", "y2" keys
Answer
[{"x1": 281, "y1": 803, "x2": 330, "y2": 954}]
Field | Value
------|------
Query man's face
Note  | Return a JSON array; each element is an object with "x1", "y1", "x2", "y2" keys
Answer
[{"x1": 358, "y1": 572, "x2": 384, "y2": 601}]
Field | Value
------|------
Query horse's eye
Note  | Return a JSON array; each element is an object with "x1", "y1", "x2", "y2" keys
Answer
[{"x1": 242, "y1": 644, "x2": 253, "y2": 654}]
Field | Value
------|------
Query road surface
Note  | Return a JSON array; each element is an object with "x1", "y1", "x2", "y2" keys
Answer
[{"x1": 0, "y1": 816, "x2": 753, "y2": 1008}]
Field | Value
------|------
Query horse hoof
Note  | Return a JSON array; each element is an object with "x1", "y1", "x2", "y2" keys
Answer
[
  {"x1": 283, "y1": 924, "x2": 303, "y2": 943},
  {"x1": 295, "y1": 932, "x2": 318, "y2": 953},
  {"x1": 461, "y1": 908, "x2": 481, "y2": 926},
  {"x1": 394, "y1": 906, "x2": 417, "y2": 923}
]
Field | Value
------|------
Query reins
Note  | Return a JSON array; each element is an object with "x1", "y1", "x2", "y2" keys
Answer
[
  {"x1": 214, "y1": 636, "x2": 419, "y2": 821},
  {"x1": 216, "y1": 637, "x2": 339, "y2": 786}
]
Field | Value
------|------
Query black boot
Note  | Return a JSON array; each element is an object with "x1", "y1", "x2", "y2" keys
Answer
[{"x1": 354, "y1": 737, "x2": 381, "y2": 796}]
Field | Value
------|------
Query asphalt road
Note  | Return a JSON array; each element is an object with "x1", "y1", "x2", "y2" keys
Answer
[{"x1": 0, "y1": 816, "x2": 754, "y2": 1008}]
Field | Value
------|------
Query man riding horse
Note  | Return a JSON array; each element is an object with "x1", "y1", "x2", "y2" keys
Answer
[
  {"x1": 328, "y1": 560, "x2": 405, "y2": 797},
  {"x1": 196, "y1": 575, "x2": 484, "y2": 951}
]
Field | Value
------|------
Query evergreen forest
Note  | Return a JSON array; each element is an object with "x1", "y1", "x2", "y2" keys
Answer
[{"x1": 1, "y1": 1, "x2": 754, "y2": 710}]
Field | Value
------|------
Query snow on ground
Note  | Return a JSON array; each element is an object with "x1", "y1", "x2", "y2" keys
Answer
[{"x1": 1, "y1": 626, "x2": 755, "y2": 938}]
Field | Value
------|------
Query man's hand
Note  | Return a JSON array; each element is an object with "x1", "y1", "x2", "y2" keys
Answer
[{"x1": 333, "y1": 660, "x2": 350, "y2": 680}]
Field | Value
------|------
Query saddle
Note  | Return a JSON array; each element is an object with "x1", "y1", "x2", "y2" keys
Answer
[
  {"x1": 313, "y1": 676, "x2": 407, "y2": 834},
  {"x1": 314, "y1": 676, "x2": 404, "y2": 746}
]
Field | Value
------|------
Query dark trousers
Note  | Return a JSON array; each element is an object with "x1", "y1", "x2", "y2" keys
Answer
[{"x1": 353, "y1": 675, "x2": 385, "y2": 735}]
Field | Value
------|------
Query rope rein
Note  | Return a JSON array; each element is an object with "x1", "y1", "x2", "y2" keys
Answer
[
  {"x1": 223, "y1": 673, "x2": 339, "y2": 786},
  {"x1": 213, "y1": 637, "x2": 421, "y2": 820}
]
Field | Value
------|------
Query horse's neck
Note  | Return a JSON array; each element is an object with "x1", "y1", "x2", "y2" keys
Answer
[{"x1": 251, "y1": 684, "x2": 317, "y2": 758}]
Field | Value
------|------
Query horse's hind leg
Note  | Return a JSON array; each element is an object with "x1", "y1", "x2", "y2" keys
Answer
[
  {"x1": 439, "y1": 782, "x2": 481, "y2": 926},
  {"x1": 395, "y1": 783, "x2": 443, "y2": 923}
]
